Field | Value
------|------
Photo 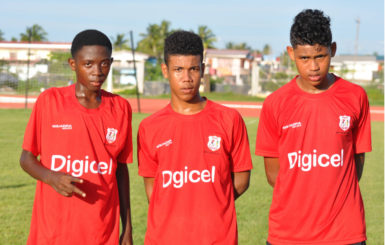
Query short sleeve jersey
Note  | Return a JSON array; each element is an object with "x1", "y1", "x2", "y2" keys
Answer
[
  {"x1": 255, "y1": 76, "x2": 372, "y2": 245},
  {"x1": 22, "y1": 84, "x2": 133, "y2": 245},
  {"x1": 138, "y1": 100, "x2": 253, "y2": 245}
]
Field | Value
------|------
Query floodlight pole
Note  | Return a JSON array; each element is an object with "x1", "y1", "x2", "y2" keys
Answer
[
  {"x1": 25, "y1": 33, "x2": 31, "y2": 109},
  {"x1": 130, "y1": 30, "x2": 141, "y2": 113}
]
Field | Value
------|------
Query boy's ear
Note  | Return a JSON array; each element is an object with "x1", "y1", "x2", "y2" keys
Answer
[
  {"x1": 161, "y1": 63, "x2": 169, "y2": 79},
  {"x1": 330, "y1": 42, "x2": 337, "y2": 57},
  {"x1": 201, "y1": 63, "x2": 205, "y2": 78},
  {"x1": 287, "y1": 46, "x2": 295, "y2": 61},
  {"x1": 68, "y1": 58, "x2": 76, "y2": 71}
]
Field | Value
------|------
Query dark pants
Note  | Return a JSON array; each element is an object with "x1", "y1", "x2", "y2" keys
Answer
[{"x1": 266, "y1": 241, "x2": 366, "y2": 245}]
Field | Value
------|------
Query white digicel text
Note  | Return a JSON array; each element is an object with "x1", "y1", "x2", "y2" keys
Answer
[
  {"x1": 162, "y1": 166, "x2": 216, "y2": 188},
  {"x1": 51, "y1": 155, "x2": 113, "y2": 177},
  {"x1": 288, "y1": 149, "x2": 344, "y2": 172}
]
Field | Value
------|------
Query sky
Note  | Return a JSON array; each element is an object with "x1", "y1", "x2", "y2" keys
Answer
[{"x1": 1, "y1": 0, "x2": 383, "y2": 58}]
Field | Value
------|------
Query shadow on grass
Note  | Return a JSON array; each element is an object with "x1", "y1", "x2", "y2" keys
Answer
[{"x1": 0, "y1": 183, "x2": 30, "y2": 189}]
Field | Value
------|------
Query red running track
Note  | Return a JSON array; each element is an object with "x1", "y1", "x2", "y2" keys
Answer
[{"x1": 0, "y1": 95, "x2": 383, "y2": 122}]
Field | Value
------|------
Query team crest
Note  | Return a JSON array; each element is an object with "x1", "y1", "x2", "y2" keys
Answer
[
  {"x1": 339, "y1": 115, "x2": 351, "y2": 131},
  {"x1": 207, "y1": 136, "x2": 221, "y2": 151},
  {"x1": 106, "y1": 128, "x2": 118, "y2": 143}
]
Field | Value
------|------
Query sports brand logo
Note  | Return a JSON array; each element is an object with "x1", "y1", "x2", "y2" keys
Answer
[
  {"x1": 106, "y1": 128, "x2": 118, "y2": 143},
  {"x1": 207, "y1": 136, "x2": 221, "y2": 151},
  {"x1": 339, "y1": 115, "x2": 351, "y2": 131},
  {"x1": 156, "y1": 139, "x2": 173, "y2": 149}
]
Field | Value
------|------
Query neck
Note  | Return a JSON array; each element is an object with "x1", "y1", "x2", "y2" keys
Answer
[
  {"x1": 171, "y1": 96, "x2": 207, "y2": 115},
  {"x1": 75, "y1": 83, "x2": 102, "y2": 109},
  {"x1": 297, "y1": 73, "x2": 336, "y2": 94}
]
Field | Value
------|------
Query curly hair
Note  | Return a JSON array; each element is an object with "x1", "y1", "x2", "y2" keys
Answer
[
  {"x1": 71, "y1": 29, "x2": 112, "y2": 57},
  {"x1": 290, "y1": 9, "x2": 332, "y2": 48},
  {"x1": 164, "y1": 30, "x2": 203, "y2": 65}
]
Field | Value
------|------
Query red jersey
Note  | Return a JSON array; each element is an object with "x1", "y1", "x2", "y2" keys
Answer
[
  {"x1": 22, "y1": 84, "x2": 133, "y2": 245},
  {"x1": 138, "y1": 100, "x2": 253, "y2": 245},
  {"x1": 255, "y1": 76, "x2": 372, "y2": 245}
]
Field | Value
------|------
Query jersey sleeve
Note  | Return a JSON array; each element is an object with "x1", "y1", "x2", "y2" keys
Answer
[
  {"x1": 117, "y1": 101, "x2": 133, "y2": 164},
  {"x1": 255, "y1": 99, "x2": 280, "y2": 157},
  {"x1": 229, "y1": 111, "x2": 253, "y2": 172},
  {"x1": 137, "y1": 123, "x2": 158, "y2": 177},
  {"x1": 353, "y1": 89, "x2": 372, "y2": 153},
  {"x1": 22, "y1": 94, "x2": 43, "y2": 156}
]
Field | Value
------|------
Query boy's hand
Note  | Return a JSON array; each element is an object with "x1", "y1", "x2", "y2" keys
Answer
[{"x1": 46, "y1": 171, "x2": 86, "y2": 198}]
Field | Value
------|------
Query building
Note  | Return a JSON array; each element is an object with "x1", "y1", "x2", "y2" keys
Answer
[
  {"x1": 330, "y1": 55, "x2": 380, "y2": 83},
  {"x1": 205, "y1": 49, "x2": 262, "y2": 85},
  {"x1": 0, "y1": 41, "x2": 148, "y2": 92},
  {"x1": 0, "y1": 41, "x2": 71, "y2": 81}
]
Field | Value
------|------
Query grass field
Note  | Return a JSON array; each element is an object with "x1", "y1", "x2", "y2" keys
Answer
[{"x1": 0, "y1": 109, "x2": 383, "y2": 244}]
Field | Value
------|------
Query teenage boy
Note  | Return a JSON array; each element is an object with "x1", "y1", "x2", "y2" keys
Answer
[
  {"x1": 137, "y1": 30, "x2": 253, "y2": 245},
  {"x1": 255, "y1": 9, "x2": 371, "y2": 245},
  {"x1": 20, "y1": 29, "x2": 133, "y2": 245}
]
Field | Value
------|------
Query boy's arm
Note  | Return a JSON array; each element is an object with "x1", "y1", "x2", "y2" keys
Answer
[
  {"x1": 19, "y1": 149, "x2": 85, "y2": 197},
  {"x1": 232, "y1": 170, "x2": 250, "y2": 200},
  {"x1": 355, "y1": 153, "x2": 365, "y2": 181},
  {"x1": 116, "y1": 163, "x2": 133, "y2": 245},
  {"x1": 264, "y1": 157, "x2": 280, "y2": 187},
  {"x1": 143, "y1": 177, "x2": 155, "y2": 203}
]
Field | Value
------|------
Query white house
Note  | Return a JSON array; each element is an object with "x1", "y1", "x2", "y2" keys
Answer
[
  {"x1": 330, "y1": 55, "x2": 379, "y2": 82},
  {"x1": 110, "y1": 50, "x2": 149, "y2": 93},
  {"x1": 0, "y1": 41, "x2": 149, "y2": 93},
  {"x1": 0, "y1": 41, "x2": 71, "y2": 80},
  {"x1": 205, "y1": 49, "x2": 260, "y2": 85}
]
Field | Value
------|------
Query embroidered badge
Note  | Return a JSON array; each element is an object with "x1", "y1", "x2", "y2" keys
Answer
[
  {"x1": 207, "y1": 136, "x2": 221, "y2": 151},
  {"x1": 106, "y1": 128, "x2": 118, "y2": 143},
  {"x1": 339, "y1": 115, "x2": 351, "y2": 131}
]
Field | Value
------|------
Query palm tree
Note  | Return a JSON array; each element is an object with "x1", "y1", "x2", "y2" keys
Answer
[
  {"x1": 111, "y1": 33, "x2": 130, "y2": 51},
  {"x1": 262, "y1": 44, "x2": 272, "y2": 56},
  {"x1": 0, "y1": 30, "x2": 4, "y2": 41},
  {"x1": 197, "y1": 25, "x2": 216, "y2": 49},
  {"x1": 137, "y1": 20, "x2": 171, "y2": 62},
  {"x1": 20, "y1": 24, "x2": 48, "y2": 42},
  {"x1": 225, "y1": 42, "x2": 250, "y2": 50}
]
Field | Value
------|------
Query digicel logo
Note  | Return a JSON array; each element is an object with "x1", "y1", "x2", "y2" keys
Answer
[
  {"x1": 162, "y1": 166, "x2": 216, "y2": 188},
  {"x1": 288, "y1": 149, "x2": 344, "y2": 172},
  {"x1": 51, "y1": 155, "x2": 113, "y2": 177}
]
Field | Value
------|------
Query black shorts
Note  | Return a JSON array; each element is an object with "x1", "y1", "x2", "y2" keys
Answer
[{"x1": 266, "y1": 241, "x2": 366, "y2": 245}]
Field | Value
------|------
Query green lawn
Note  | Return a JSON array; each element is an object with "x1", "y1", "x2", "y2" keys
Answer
[{"x1": 0, "y1": 109, "x2": 383, "y2": 244}]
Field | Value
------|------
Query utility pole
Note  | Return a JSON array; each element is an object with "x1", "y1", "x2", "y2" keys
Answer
[{"x1": 354, "y1": 17, "x2": 360, "y2": 56}]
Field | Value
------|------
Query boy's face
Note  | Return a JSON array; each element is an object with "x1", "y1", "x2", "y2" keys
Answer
[
  {"x1": 287, "y1": 43, "x2": 336, "y2": 89},
  {"x1": 161, "y1": 55, "x2": 204, "y2": 104},
  {"x1": 68, "y1": 45, "x2": 113, "y2": 92}
]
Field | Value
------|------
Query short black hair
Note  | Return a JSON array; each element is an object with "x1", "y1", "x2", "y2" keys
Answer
[
  {"x1": 71, "y1": 29, "x2": 112, "y2": 57},
  {"x1": 290, "y1": 9, "x2": 332, "y2": 48},
  {"x1": 164, "y1": 30, "x2": 204, "y2": 65}
]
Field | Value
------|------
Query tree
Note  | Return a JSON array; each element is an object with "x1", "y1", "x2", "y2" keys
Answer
[
  {"x1": 137, "y1": 20, "x2": 172, "y2": 62},
  {"x1": 111, "y1": 33, "x2": 130, "y2": 51},
  {"x1": 225, "y1": 42, "x2": 251, "y2": 50},
  {"x1": 20, "y1": 24, "x2": 48, "y2": 42},
  {"x1": 197, "y1": 25, "x2": 216, "y2": 49},
  {"x1": 262, "y1": 44, "x2": 272, "y2": 56},
  {"x1": 0, "y1": 30, "x2": 4, "y2": 41}
]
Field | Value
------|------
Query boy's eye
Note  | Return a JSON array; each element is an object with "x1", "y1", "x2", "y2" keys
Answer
[
  {"x1": 84, "y1": 62, "x2": 92, "y2": 67},
  {"x1": 175, "y1": 67, "x2": 183, "y2": 72},
  {"x1": 101, "y1": 61, "x2": 111, "y2": 67},
  {"x1": 191, "y1": 67, "x2": 200, "y2": 71}
]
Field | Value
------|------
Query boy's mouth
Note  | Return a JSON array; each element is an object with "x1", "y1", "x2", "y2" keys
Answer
[{"x1": 308, "y1": 75, "x2": 321, "y2": 81}]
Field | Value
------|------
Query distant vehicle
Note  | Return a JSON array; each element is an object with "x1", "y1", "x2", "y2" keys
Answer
[{"x1": 0, "y1": 73, "x2": 18, "y2": 89}]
